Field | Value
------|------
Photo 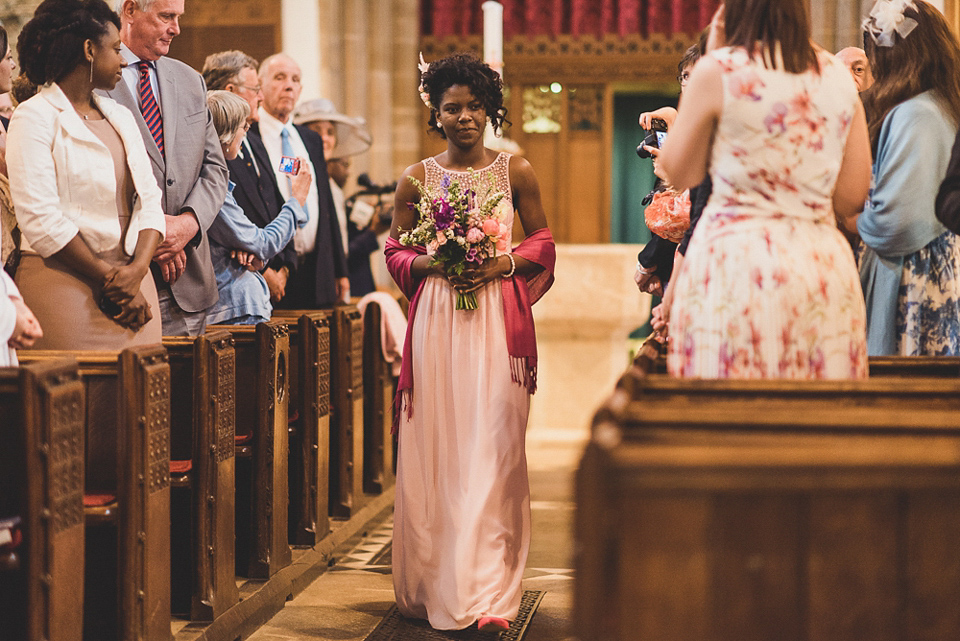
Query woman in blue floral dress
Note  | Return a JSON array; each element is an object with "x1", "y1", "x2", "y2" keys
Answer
[
  {"x1": 858, "y1": 0, "x2": 960, "y2": 356},
  {"x1": 655, "y1": 0, "x2": 873, "y2": 378}
]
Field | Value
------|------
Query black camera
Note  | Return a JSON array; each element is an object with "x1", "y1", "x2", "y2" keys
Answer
[
  {"x1": 355, "y1": 173, "x2": 397, "y2": 195},
  {"x1": 636, "y1": 118, "x2": 669, "y2": 159}
]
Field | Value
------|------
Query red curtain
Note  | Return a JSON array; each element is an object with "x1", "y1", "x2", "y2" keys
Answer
[{"x1": 420, "y1": 0, "x2": 720, "y2": 39}]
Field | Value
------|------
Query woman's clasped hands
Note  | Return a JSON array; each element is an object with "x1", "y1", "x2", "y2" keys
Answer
[
  {"x1": 100, "y1": 263, "x2": 152, "y2": 331},
  {"x1": 446, "y1": 254, "x2": 510, "y2": 295}
]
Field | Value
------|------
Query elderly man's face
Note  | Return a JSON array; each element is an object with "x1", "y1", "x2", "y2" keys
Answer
[
  {"x1": 836, "y1": 47, "x2": 874, "y2": 92},
  {"x1": 229, "y1": 66, "x2": 263, "y2": 122},
  {"x1": 121, "y1": 0, "x2": 183, "y2": 61},
  {"x1": 260, "y1": 55, "x2": 302, "y2": 123}
]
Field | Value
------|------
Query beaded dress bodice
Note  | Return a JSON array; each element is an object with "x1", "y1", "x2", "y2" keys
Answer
[{"x1": 423, "y1": 152, "x2": 514, "y2": 245}]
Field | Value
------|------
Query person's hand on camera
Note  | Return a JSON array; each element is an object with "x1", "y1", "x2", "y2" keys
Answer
[
  {"x1": 291, "y1": 158, "x2": 312, "y2": 208},
  {"x1": 638, "y1": 107, "x2": 678, "y2": 131}
]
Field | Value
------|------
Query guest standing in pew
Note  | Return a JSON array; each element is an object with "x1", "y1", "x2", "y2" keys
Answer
[
  {"x1": 386, "y1": 52, "x2": 556, "y2": 633},
  {"x1": 655, "y1": 0, "x2": 873, "y2": 378},
  {"x1": 102, "y1": 0, "x2": 229, "y2": 337},
  {"x1": 201, "y1": 50, "x2": 299, "y2": 307},
  {"x1": 8, "y1": 0, "x2": 166, "y2": 349},
  {"x1": 257, "y1": 53, "x2": 349, "y2": 308},
  {"x1": 857, "y1": 0, "x2": 960, "y2": 356},
  {"x1": 0, "y1": 269, "x2": 41, "y2": 365},
  {"x1": 293, "y1": 98, "x2": 387, "y2": 298},
  {"x1": 204, "y1": 90, "x2": 309, "y2": 325}
]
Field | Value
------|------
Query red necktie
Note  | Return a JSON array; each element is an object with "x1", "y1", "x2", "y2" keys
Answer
[{"x1": 137, "y1": 61, "x2": 164, "y2": 157}]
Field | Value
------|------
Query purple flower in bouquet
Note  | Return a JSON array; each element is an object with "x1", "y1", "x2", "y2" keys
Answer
[
  {"x1": 465, "y1": 247, "x2": 480, "y2": 263},
  {"x1": 434, "y1": 199, "x2": 455, "y2": 230}
]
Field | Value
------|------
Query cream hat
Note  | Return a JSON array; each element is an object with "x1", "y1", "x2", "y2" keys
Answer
[{"x1": 293, "y1": 98, "x2": 372, "y2": 159}]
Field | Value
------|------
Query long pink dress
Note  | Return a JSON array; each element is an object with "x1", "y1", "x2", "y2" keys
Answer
[{"x1": 393, "y1": 153, "x2": 531, "y2": 630}]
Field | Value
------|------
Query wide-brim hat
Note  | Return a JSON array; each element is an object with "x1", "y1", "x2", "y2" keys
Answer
[{"x1": 293, "y1": 98, "x2": 372, "y2": 159}]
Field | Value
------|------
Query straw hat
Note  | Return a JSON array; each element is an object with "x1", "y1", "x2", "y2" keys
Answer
[{"x1": 293, "y1": 98, "x2": 372, "y2": 159}]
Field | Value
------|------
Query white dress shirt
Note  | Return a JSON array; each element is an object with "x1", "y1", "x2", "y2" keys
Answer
[
  {"x1": 119, "y1": 44, "x2": 161, "y2": 114},
  {"x1": 257, "y1": 108, "x2": 319, "y2": 255},
  {"x1": 329, "y1": 177, "x2": 348, "y2": 257}
]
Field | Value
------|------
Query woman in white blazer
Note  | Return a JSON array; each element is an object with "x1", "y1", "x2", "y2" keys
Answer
[{"x1": 7, "y1": 0, "x2": 165, "y2": 349}]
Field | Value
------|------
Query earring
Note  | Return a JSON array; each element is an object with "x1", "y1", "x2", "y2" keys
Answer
[{"x1": 89, "y1": 57, "x2": 94, "y2": 83}]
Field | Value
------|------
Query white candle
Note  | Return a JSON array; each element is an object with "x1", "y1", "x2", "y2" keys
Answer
[{"x1": 482, "y1": 1, "x2": 504, "y2": 76}]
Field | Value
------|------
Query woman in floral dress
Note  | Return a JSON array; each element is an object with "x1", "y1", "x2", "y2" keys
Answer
[
  {"x1": 656, "y1": 0, "x2": 873, "y2": 378},
  {"x1": 384, "y1": 53, "x2": 555, "y2": 633},
  {"x1": 858, "y1": 0, "x2": 960, "y2": 355}
]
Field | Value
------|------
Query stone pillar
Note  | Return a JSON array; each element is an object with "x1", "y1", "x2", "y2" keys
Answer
[
  {"x1": 317, "y1": 0, "x2": 345, "y2": 109},
  {"x1": 282, "y1": 0, "x2": 322, "y2": 104},
  {"x1": 392, "y1": 0, "x2": 422, "y2": 180}
]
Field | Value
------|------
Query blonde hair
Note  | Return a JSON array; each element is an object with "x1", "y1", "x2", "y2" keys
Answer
[{"x1": 206, "y1": 90, "x2": 250, "y2": 145}]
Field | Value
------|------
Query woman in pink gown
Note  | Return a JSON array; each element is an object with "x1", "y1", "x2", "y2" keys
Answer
[{"x1": 385, "y1": 52, "x2": 556, "y2": 633}]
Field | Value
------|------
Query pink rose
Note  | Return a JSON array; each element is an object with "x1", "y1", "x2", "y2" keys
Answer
[
  {"x1": 436, "y1": 231, "x2": 447, "y2": 246},
  {"x1": 482, "y1": 219, "x2": 500, "y2": 236},
  {"x1": 466, "y1": 227, "x2": 485, "y2": 244},
  {"x1": 426, "y1": 239, "x2": 438, "y2": 256}
]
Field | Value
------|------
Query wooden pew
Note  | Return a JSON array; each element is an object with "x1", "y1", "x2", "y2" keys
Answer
[
  {"x1": 633, "y1": 337, "x2": 960, "y2": 379},
  {"x1": 361, "y1": 299, "x2": 396, "y2": 494},
  {"x1": 329, "y1": 305, "x2": 367, "y2": 518},
  {"x1": 209, "y1": 320, "x2": 291, "y2": 578},
  {"x1": 575, "y1": 435, "x2": 960, "y2": 641},
  {"x1": 270, "y1": 310, "x2": 332, "y2": 547},
  {"x1": 19, "y1": 346, "x2": 171, "y2": 641},
  {"x1": 604, "y1": 371, "x2": 960, "y2": 440},
  {"x1": 868, "y1": 355, "x2": 960, "y2": 377},
  {"x1": 0, "y1": 359, "x2": 85, "y2": 641},
  {"x1": 163, "y1": 331, "x2": 239, "y2": 621}
]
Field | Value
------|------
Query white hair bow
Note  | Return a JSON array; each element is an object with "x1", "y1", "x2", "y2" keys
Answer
[
  {"x1": 863, "y1": 0, "x2": 918, "y2": 47},
  {"x1": 417, "y1": 53, "x2": 433, "y2": 110}
]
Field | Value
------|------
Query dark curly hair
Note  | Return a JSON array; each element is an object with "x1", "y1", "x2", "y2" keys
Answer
[
  {"x1": 18, "y1": 0, "x2": 121, "y2": 86},
  {"x1": 420, "y1": 52, "x2": 509, "y2": 139}
]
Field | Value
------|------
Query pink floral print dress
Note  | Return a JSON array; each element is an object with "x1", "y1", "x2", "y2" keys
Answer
[{"x1": 667, "y1": 47, "x2": 868, "y2": 379}]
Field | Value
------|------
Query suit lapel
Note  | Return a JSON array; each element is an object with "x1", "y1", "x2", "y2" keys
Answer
[
  {"x1": 104, "y1": 77, "x2": 164, "y2": 169},
  {"x1": 156, "y1": 58, "x2": 179, "y2": 161}
]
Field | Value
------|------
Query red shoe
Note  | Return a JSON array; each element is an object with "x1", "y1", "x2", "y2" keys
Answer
[{"x1": 477, "y1": 616, "x2": 510, "y2": 633}]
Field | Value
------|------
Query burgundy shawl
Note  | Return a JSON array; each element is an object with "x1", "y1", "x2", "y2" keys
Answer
[{"x1": 384, "y1": 227, "x2": 557, "y2": 428}]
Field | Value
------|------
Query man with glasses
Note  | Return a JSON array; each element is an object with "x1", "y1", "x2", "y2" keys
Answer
[{"x1": 202, "y1": 50, "x2": 296, "y2": 304}]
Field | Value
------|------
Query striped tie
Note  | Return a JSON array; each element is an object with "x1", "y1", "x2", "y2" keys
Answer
[{"x1": 137, "y1": 61, "x2": 164, "y2": 157}]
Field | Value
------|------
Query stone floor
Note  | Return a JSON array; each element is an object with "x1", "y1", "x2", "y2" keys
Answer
[{"x1": 246, "y1": 428, "x2": 586, "y2": 641}]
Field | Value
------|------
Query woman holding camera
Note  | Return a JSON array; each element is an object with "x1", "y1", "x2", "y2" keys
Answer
[
  {"x1": 204, "y1": 90, "x2": 310, "y2": 325},
  {"x1": 858, "y1": 0, "x2": 960, "y2": 356},
  {"x1": 657, "y1": 0, "x2": 872, "y2": 378},
  {"x1": 9, "y1": 0, "x2": 165, "y2": 349}
]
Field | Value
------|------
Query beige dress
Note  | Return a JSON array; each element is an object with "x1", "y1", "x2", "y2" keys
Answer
[{"x1": 16, "y1": 117, "x2": 161, "y2": 349}]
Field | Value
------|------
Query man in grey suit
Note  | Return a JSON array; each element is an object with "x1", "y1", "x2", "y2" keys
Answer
[{"x1": 105, "y1": 0, "x2": 228, "y2": 335}]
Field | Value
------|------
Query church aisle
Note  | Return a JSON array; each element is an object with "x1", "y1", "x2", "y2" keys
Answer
[{"x1": 246, "y1": 430, "x2": 584, "y2": 641}]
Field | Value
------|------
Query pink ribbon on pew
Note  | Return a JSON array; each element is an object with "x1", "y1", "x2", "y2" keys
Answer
[{"x1": 384, "y1": 228, "x2": 556, "y2": 433}]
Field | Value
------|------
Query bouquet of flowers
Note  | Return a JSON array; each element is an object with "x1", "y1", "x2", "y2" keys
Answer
[{"x1": 400, "y1": 171, "x2": 511, "y2": 310}]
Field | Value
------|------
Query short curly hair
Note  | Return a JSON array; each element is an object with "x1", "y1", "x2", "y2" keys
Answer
[
  {"x1": 18, "y1": 0, "x2": 121, "y2": 86},
  {"x1": 420, "y1": 52, "x2": 509, "y2": 139}
]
